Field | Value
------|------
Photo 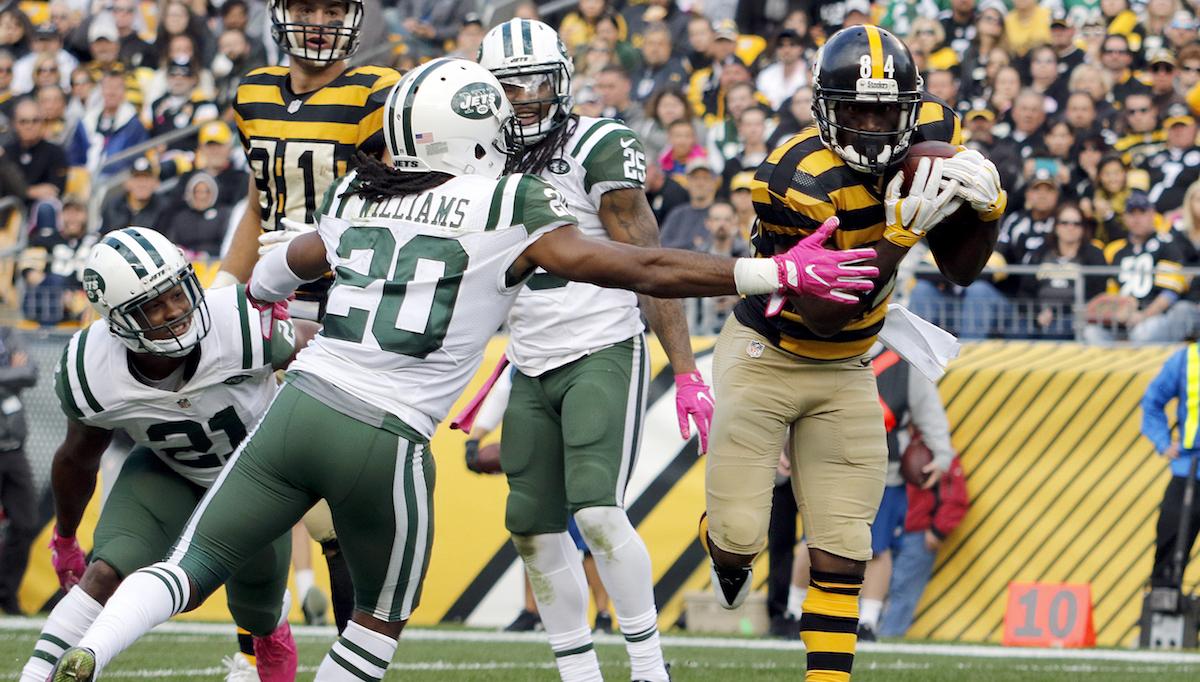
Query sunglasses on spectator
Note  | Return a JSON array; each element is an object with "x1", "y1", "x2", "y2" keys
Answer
[{"x1": 1151, "y1": 63, "x2": 1175, "y2": 72}]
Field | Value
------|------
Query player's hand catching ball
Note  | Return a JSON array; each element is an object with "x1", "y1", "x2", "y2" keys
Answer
[
  {"x1": 884, "y1": 157, "x2": 963, "y2": 248},
  {"x1": 50, "y1": 527, "x2": 86, "y2": 590},
  {"x1": 257, "y1": 217, "x2": 316, "y2": 257},
  {"x1": 940, "y1": 147, "x2": 1007, "y2": 222},
  {"x1": 766, "y1": 216, "x2": 879, "y2": 315}
]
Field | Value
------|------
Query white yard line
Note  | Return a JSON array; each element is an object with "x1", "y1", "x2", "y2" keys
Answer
[{"x1": 3, "y1": 617, "x2": 1200, "y2": 667}]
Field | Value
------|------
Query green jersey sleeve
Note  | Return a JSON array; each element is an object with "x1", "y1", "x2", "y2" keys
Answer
[
  {"x1": 507, "y1": 174, "x2": 578, "y2": 236},
  {"x1": 578, "y1": 124, "x2": 647, "y2": 198},
  {"x1": 268, "y1": 319, "x2": 298, "y2": 370}
]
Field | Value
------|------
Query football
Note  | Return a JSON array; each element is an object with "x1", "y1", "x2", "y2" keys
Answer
[
  {"x1": 475, "y1": 442, "x2": 503, "y2": 474},
  {"x1": 901, "y1": 435, "x2": 934, "y2": 486},
  {"x1": 899, "y1": 140, "x2": 960, "y2": 194}
]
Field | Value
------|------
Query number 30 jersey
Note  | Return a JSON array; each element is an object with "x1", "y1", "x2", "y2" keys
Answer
[
  {"x1": 505, "y1": 116, "x2": 648, "y2": 376},
  {"x1": 288, "y1": 170, "x2": 577, "y2": 439},
  {"x1": 54, "y1": 286, "x2": 289, "y2": 487}
]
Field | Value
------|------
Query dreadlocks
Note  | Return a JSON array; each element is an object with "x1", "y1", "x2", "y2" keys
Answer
[
  {"x1": 505, "y1": 115, "x2": 579, "y2": 175},
  {"x1": 349, "y1": 151, "x2": 454, "y2": 202}
]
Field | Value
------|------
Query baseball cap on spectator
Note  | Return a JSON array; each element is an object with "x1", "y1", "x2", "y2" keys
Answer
[
  {"x1": 199, "y1": 121, "x2": 232, "y2": 146},
  {"x1": 131, "y1": 156, "x2": 156, "y2": 175},
  {"x1": 966, "y1": 108, "x2": 995, "y2": 122},
  {"x1": 575, "y1": 85, "x2": 600, "y2": 105},
  {"x1": 1164, "y1": 103, "x2": 1195, "y2": 127},
  {"x1": 1149, "y1": 48, "x2": 1176, "y2": 67},
  {"x1": 686, "y1": 158, "x2": 716, "y2": 175},
  {"x1": 463, "y1": 12, "x2": 483, "y2": 27},
  {"x1": 1029, "y1": 167, "x2": 1058, "y2": 188},
  {"x1": 713, "y1": 19, "x2": 738, "y2": 41},
  {"x1": 979, "y1": 0, "x2": 1006, "y2": 17},
  {"x1": 34, "y1": 22, "x2": 59, "y2": 40},
  {"x1": 89, "y1": 15, "x2": 118, "y2": 43},
  {"x1": 844, "y1": 0, "x2": 871, "y2": 20},
  {"x1": 776, "y1": 28, "x2": 801, "y2": 45},
  {"x1": 1050, "y1": 8, "x2": 1070, "y2": 28},
  {"x1": 731, "y1": 171, "x2": 754, "y2": 192},
  {"x1": 1127, "y1": 189, "x2": 1153, "y2": 211},
  {"x1": 62, "y1": 195, "x2": 86, "y2": 210},
  {"x1": 167, "y1": 58, "x2": 195, "y2": 77}
]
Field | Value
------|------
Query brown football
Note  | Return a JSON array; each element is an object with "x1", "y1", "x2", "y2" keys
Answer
[
  {"x1": 901, "y1": 436, "x2": 934, "y2": 486},
  {"x1": 475, "y1": 442, "x2": 503, "y2": 474},
  {"x1": 898, "y1": 140, "x2": 960, "y2": 194}
]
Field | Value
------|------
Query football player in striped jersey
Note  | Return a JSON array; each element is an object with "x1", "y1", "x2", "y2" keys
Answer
[
  {"x1": 478, "y1": 18, "x2": 708, "y2": 682},
  {"x1": 49, "y1": 58, "x2": 878, "y2": 682},
  {"x1": 21, "y1": 227, "x2": 314, "y2": 682},
  {"x1": 211, "y1": 0, "x2": 401, "y2": 635},
  {"x1": 701, "y1": 25, "x2": 1003, "y2": 682}
]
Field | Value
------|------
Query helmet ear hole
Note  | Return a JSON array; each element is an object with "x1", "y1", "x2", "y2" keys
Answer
[{"x1": 475, "y1": 144, "x2": 486, "y2": 160}]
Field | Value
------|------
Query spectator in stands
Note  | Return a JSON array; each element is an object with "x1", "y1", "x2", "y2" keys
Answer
[
  {"x1": 755, "y1": 28, "x2": 807, "y2": 111},
  {"x1": 6, "y1": 98, "x2": 66, "y2": 225},
  {"x1": 1148, "y1": 49, "x2": 1186, "y2": 118},
  {"x1": 1003, "y1": 0, "x2": 1050, "y2": 57},
  {"x1": 595, "y1": 65, "x2": 644, "y2": 129},
  {"x1": 1029, "y1": 45, "x2": 1067, "y2": 114},
  {"x1": 706, "y1": 79, "x2": 758, "y2": 172},
  {"x1": 560, "y1": 0, "x2": 623, "y2": 55},
  {"x1": 100, "y1": 156, "x2": 166, "y2": 233},
  {"x1": 162, "y1": 173, "x2": 229, "y2": 257},
  {"x1": 50, "y1": 1, "x2": 86, "y2": 63},
  {"x1": 20, "y1": 196, "x2": 95, "y2": 325},
  {"x1": 67, "y1": 66, "x2": 92, "y2": 111},
  {"x1": 694, "y1": 200, "x2": 748, "y2": 333},
  {"x1": 767, "y1": 85, "x2": 813, "y2": 148},
  {"x1": 689, "y1": 23, "x2": 747, "y2": 124},
  {"x1": 447, "y1": 14, "x2": 485, "y2": 61},
  {"x1": 1165, "y1": 11, "x2": 1198, "y2": 51},
  {"x1": 659, "y1": 159, "x2": 718, "y2": 251},
  {"x1": 0, "y1": 7, "x2": 33, "y2": 61},
  {"x1": 1071, "y1": 134, "x2": 1109, "y2": 210},
  {"x1": 1101, "y1": 0, "x2": 1146, "y2": 56},
  {"x1": 572, "y1": 84, "x2": 604, "y2": 118},
  {"x1": 1116, "y1": 92, "x2": 1166, "y2": 167},
  {"x1": 112, "y1": 0, "x2": 156, "y2": 69},
  {"x1": 986, "y1": 65, "x2": 1021, "y2": 125},
  {"x1": 909, "y1": 17, "x2": 958, "y2": 73},
  {"x1": 1042, "y1": 119, "x2": 1076, "y2": 177},
  {"x1": 1102, "y1": 33, "x2": 1152, "y2": 105},
  {"x1": 1067, "y1": 62, "x2": 1118, "y2": 131},
  {"x1": 0, "y1": 327, "x2": 38, "y2": 615},
  {"x1": 84, "y1": 13, "x2": 121, "y2": 75},
  {"x1": 12, "y1": 22, "x2": 76, "y2": 94},
  {"x1": 1177, "y1": 44, "x2": 1200, "y2": 95},
  {"x1": 212, "y1": 29, "x2": 262, "y2": 113},
  {"x1": 36, "y1": 85, "x2": 71, "y2": 145},
  {"x1": 659, "y1": 118, "x2": 704, "y2": 180},
  {"x1": 1141, "y1": 337, "x2": 1200, "y2": 597},
  {"x1": 643, "y1": 160, "x2": 687, "y2": 223},
  {"x1": 939, "y1": 0, "x2": 977, "y2": 60},
  {"x1": 1026, "y1": 203, "x2": 1108, "y2": 339},
  {"x1": 963, "y1": 108, "x2": 1021, "y2": 192},
  {"x1": 683, "y1": 14, "x2": 716, "y2": 74},
  {"x1": 1087, "y1": 190, "x2": 1192, "y2": 344},
  {"x1": 148, "y1": 58, "x2": 217, "y2": 151},
  {"x1": 1091, "y1": 154, "x2": 1133, "y2": 242},
  {"x1": 729, "y1": 171, "x2": 755, "y2": 241},
  {"x1": 957, "y1": 0, "x2": 1006, "y2": 106},
  {"x1": 68, "y1": 68, "x2": 147, "y2": 179},
  {"x1": 924, "y1": 70, "x2": 959, "y2": 113},
  {"x1": 26, "y1": 53, "x2": 64, "y2": 98},
  {"x1": 574, "y1": 37, "x2": 617, "y2": 84},
  {"x1": 591, "y1": 12, "x2": 640, "y2": 74},
  {"x1": 624, "y1": 0, "x2": 689, "y2": 50},
  {"x1": 1064, "y1": 91, "x2": 1100, "y2": 139},
  {"x1": 1147, "y1": 105, "x2": 1200, "y2": 214},
  {"x1": 154, "y1": 1, "x2": 213, "y2": 69},
  {"x1": 1007, "y1": 89, "x2": 1048, "y2": 161},
  {"x1": 1142, "y1": 0, "x2": 1176, "y2": 55},
  {"x1": 1050, "y1": 10, "x2": 1085, "y2": 77},
  {"x1": 164, "y1": 120, "x2": 246, "y2": 211},
  {"x1": 631, "y1": 22, "x2": 687, "y2": 103},
  {"x1": 720, "y1": 106, "x2": 770, "y2": 193},
  {"x1": 0, "y1": 49, "x2": 14, "y2": 119}
]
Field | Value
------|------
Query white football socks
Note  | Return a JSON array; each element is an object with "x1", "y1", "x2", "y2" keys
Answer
[
  {"x1": 77, "y1": 562, "x2": 191, "y2": 670},
  {"x1": 787, "y1": 585, "x2": 807, "y2": 619},
  {"x1": 574, "y1": 506, "x2": 669, "y2": 682},
  {"x1": 20, "y1": 586, "x2": 103, "y2": 681},
  {"x1": 295, "y1": 568, "x2": 315, "y2": 602},
  {"x1": 513, "y1": 532, "x2": 602, "y2": 682},
  {"x1": 860, "y1": 597, "x2": 884, "y2": 630},
  {"x1": 316, "y1": 620, "x2": 397, "y2": 681}
]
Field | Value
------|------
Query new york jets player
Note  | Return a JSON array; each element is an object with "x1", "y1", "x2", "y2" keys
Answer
[
  {"x1": 22, "y1": 227, "x2": 313, "y2": 682},
  {"x1": 50, "y1": 58, "x2": 877, "y2": 682},
  {"x1": 479, "y1": 19, "x2": 706, "y2": 680}
]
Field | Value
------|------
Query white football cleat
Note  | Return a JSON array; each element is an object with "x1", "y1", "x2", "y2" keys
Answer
[{"x1": 222, "y1": 653, "x2": 260, "y2": 682}]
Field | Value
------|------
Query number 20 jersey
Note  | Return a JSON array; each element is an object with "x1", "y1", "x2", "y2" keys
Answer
[
  {"x1": 54, "y1": 286, "x2": 281, "y2": 487},
  {"x1": 505, "y1": 116, "x2": 648, "y2": 376},
  {"x1": 288, "y1": 171, "x2": 577, "y2": 439}
]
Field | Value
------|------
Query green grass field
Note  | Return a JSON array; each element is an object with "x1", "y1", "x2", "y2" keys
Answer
[{"x1": 3, "y1": 620, "x2": 1200, "y2": 681}]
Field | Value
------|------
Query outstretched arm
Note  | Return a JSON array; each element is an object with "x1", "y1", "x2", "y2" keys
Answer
[
  {"x1": 217, "y1": 177, "x2": 264, "y2": 284},
  {"x1": 600, "y1": 188, "x2": 697, "y2": 374},
  {"x1": 248, "y1": 231, "x2": 330, "y2": 303},
  {"x1": 51, "y1": 419, "x2": 113, "y2": 538}
]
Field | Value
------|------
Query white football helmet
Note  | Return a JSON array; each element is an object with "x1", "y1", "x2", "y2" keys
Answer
[
  {"x1": 478, "y1": 18, "x2": 574, "y2": 147},
  {"x1": 269, "y1": 0, "x2": 363, "y2": 66},
  {"x1": 82, "y1": 227, "x2": 210, "y2": 357},
  {"x1": 383, "y1": 57, "x2": 514, "y2": 179}
]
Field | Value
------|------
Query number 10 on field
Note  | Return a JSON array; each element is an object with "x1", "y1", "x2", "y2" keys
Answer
[{"x1": 1003, "y1": 583, "x2": 1096, "y2": 648}]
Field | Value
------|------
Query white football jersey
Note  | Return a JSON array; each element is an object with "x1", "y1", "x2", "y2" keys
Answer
[
  {"x1": 506, "y1": 116, "x2": 649, "y2": 376},
  {"x1": 55, "y1": 286, "x2": 284, "y2": 487},
  {"x1": 288, "y1": 170, "x2": 576, "y2": 438}
]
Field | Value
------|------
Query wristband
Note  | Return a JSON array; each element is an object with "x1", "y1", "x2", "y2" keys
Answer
[
  {"x1": 979, "y1": 190, "x2": 1007, "y2": 222},
  {"x1": 882, "y1": 224, "x2": 922, "y2": 249},
  {"x1": 209, "y1": 270, "x2": 240, "y2": 290},
  {"x1": 249, "y1": 244, "x2": 310, "y2": 303},
  {"x1": 733, "y1": 258, "x2": 779, "y2": 295}
]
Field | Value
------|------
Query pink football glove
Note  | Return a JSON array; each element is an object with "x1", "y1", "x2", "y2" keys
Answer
[
  {"x1": 765, "y1": 216, "x2": 879, "y2": 316},
  {"x1": 50, "y1": 528, "x2": 86, "y2": 590},
  {"x1": 245, "y1": 281, "x2": 292, "y2": 342},
  {"x1": 674, "y1": 372, "x2": 714, "y2": 455}
]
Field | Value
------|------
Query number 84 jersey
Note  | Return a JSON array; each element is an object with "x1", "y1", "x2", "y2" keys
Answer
[{"x1": 54, "y1": 286, "x2": 285, "y2": 487}]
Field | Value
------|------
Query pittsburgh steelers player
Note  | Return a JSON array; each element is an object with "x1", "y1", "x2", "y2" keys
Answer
[
  {"x1": 49, "y1": 57, "x2": 878, "y2": 682},
  {"x1": 700, "y1": 25, "x2": 1004, "y2": 682},
  {"x1": 479, "y1": 19, "x2": 711, "y2": 681},
  {"x1": 21, "y1": 227, "x2": 315, "y2": 682},
  {"x1": 210, "y1": 0, "x2": 401, "y2": 635}
]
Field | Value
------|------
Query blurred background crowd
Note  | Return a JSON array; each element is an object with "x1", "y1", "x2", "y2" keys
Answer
[{"x1": 4, "y1": 0, "x2": 1200, "y2": 340}]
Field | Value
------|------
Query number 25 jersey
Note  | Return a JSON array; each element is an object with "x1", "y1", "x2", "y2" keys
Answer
[{"x1": 54, "y1": 286, "x2": 287, "y2": 487}]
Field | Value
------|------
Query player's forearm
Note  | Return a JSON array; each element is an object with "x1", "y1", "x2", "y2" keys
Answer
[
  {"x1": 926, "y1": 214, "x2": 1000, "y2": 286},
  {"x1": 223, "y1": 205, "x2": 263, "y2": 282},
  {"x1": 638, "y1": 295, "x2": 697, "y2": 374},
  {"x1": 51, "y1": 448, "x2": 99, "y2": 537},
  {"x1": 795, "y1": 239, "x2": 908, "y2": 337}
]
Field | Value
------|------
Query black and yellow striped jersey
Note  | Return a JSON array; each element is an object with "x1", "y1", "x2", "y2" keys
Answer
[
  {"x1": 736, "y1": 93, "x2": 962, "y2": 361},
  {"x1": 1103, "y1": 233, "x2": 1186, "y2": 305},
  {"x1": 234, "y1": 65, "x2": 401, "y2": 233}
]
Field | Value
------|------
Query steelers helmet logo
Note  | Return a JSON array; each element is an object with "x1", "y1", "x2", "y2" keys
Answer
[
  {"x1": 452, "y1": 82, "x2": 502, "y2": 120},
  {"x1": 82, "y1": 268, "x2": 105, "y2": 304}
]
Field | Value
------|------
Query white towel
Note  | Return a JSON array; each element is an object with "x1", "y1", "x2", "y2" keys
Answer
[{"x1": 877, "y1": 304, "x2": 960, "y2": 383}]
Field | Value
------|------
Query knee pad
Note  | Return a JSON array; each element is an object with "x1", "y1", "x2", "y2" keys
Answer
[
  {"x1": 505, "y1": 490, "x2": 544, "y2": 536},
  {"x1": 710, "y1": 509, "x2": 769, "y2": 556},
  {"x1": 565, "y1": 459, "x2": 618, "y2": 512},
  {"x1": 303, "y1": 500, "x2": 337, "y2": 544},
  {"x1": 571, "y1": 506, "x2": 630, "y2": 552}
]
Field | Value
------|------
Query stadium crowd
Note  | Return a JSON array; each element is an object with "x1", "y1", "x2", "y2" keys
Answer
[{"x1": 7, "y1": 0, "x2": 1200, "y2": 336}]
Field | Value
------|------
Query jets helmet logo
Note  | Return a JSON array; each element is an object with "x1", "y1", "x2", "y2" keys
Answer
[
  {"x1": 82, "y1": 269, "x2": 105, "y2": 304},
  {"x1": 453, "y1": 82, "x2": 502, "y2": 120}
]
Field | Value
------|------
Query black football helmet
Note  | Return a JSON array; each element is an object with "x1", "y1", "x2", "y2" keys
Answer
[
  {"x1": 270, "y1": 0, "x2": 363, "y2": 66},
  {"x1": 812, "y1": 25, "x2": 923, "y2": 175}
]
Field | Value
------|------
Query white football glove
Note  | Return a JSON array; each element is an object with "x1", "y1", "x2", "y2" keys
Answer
[
  {"x1": 257, "y1": 217, "x2": 316, "y2": 257},
  {"x1": 940, "y1": 147, "x2": 1007, "y2": 221},
  {"x1": 883, "y1": 157, "x2": 964, "y2": 248}
]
